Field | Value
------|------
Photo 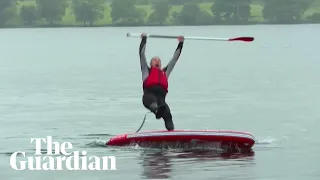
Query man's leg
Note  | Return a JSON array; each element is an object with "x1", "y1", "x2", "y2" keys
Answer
[
  {"x1": 162, "y1": 103, "x2": 174, "y2": 131},
  {"x1": 142, "y1": 92, "x2": 160, "y2": 115}
]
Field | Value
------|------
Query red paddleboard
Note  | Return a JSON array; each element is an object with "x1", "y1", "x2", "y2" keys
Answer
[{"x1": 106, "y1": 130, "x2": 255, "y2": 149}]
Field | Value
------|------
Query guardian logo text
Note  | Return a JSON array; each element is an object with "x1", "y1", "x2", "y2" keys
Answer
[{"x1": 10, "y1": 136, "x2": 117, "y2": 170}]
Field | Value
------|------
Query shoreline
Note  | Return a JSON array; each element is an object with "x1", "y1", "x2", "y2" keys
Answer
[
  {"x1": 1, "y1": 21, "x2": 319, "y2": 29},
  {"x1": 2, "y1": 1, "x2": 319, "y2": 29}
]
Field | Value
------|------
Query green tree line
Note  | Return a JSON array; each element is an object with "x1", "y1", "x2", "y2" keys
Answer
[{"x1": 1, "y1": 0, "x2": 320, "y2": 28}]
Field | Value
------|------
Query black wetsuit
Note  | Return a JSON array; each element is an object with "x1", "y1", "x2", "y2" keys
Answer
[{"x1": 139, "y1": 37, "x2": 183, "y2": 131}]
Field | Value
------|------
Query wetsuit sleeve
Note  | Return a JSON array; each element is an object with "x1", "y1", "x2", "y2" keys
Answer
[
  {"x1": 164, "y1": 42, "x2": 183, "y2": 77},
  {"x1": 139, "y1": 37, "x2": 149, "y2": 81}
]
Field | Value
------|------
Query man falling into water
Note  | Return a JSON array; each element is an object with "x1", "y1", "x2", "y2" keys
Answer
[{"x1": 139, "y1": 33, "x2": 184, "y2": 131}]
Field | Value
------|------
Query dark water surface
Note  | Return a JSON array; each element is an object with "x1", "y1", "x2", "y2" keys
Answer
[{"x1": 0, "y1": 25, "x2": 319, "y2": 179}]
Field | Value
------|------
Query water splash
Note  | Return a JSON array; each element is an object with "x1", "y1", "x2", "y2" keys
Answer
[
  {"x1": 256, "y1": 138, "x2": 277, "y2": 144},
  {"x1": 85, "y1": 139, "x2": 107, "y2": 148}
]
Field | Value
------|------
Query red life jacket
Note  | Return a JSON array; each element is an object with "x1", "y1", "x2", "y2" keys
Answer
[{"x1": 143, "y1": 67, "x2": 168, "y2": 92}]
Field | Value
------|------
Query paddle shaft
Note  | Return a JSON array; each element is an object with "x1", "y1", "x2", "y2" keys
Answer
[{"x1": 126, "y1": 33, "x2": 254, "y2": 42}]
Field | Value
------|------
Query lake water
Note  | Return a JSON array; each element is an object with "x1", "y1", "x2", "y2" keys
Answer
[{"x1": 0, "y1": 24, "x2": 319, "y2": 179}]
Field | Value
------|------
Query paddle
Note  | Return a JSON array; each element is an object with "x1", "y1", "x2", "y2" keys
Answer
[{"x1": 126, "y1": 33, "x2": 254, "y2": 42}]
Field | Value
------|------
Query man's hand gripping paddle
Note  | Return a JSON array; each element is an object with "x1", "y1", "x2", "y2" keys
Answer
[{"x1": 127, "y1": 33, "x2": 254, "y2": 42}]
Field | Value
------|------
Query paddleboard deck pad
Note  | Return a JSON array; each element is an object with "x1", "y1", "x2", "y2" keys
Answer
[{"x1": 106, "y1": 130, "x2": 255, "y2": 152}]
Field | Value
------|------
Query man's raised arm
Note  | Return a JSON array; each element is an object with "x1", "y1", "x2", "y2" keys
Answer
[
  {"x1": 164, "y1": 36, "x2": 184, "y2": 77},
  {"x1": 139, "y1": 34, "x2": 149, "y2": 81}
]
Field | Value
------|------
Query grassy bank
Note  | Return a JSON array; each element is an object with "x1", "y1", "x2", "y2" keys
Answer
[{"x1": 9, "y1": 1, "x2": 320, "y2": 26}]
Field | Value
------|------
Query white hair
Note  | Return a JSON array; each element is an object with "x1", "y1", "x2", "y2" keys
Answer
[
  {"x1": 150, "y1": 56, "x2": 161, "y2": 66},
  {"x1": 150, "y1": 56, "x2": 160, "y2": 61}
]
